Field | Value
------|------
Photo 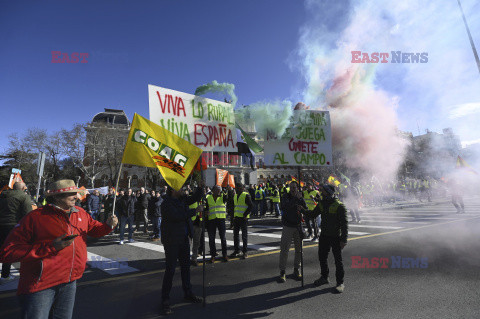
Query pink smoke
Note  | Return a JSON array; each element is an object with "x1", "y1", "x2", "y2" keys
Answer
[{"x1": 323, "y1": 66, "x2": 409, "y2": 182}]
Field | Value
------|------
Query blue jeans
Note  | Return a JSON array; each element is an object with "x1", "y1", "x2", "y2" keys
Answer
[
  {"x1": 19, "y1": 280, "x2": 76, "y2": 319},
  {"x1": 152, "y1": 216, "x2": 161, "y2": 238},
  {"x1": 273, "y1": 203, "x2": 280, "y2": 216},
  {"x1": 254, "y1": 201, "x2": 263, "y2": 216},
  {"x1": 90, "y1": 210, "x2": 99, "y2": 220},
  {"x1": 119, "y1": 215, "x2": 134, "y2": 241}
]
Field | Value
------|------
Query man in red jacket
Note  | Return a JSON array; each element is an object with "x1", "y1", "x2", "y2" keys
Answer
[{"x1": 0, "y1": 179, "x2": 118, "y2": 319}]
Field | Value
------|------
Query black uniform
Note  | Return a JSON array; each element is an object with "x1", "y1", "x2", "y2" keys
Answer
[{"x1": 307, "y1": 196, "x2": 348, "y2": 286}]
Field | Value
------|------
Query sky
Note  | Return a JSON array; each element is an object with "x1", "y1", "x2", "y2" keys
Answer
[{"x1": 1, "y1": 0, "x2": 480, "y2": 156}]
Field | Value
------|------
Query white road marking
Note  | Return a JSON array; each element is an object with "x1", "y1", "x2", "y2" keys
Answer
[
  {"x1": 0, "y1": 264, "x2": 19, "y2": 292},
  {"x1": 348, "y1": 224, "x2": 404, "y2": 229},
  {"x1": 126, "y1": 241, "x2": 165, "y2": 253},
  {"x1": 87, "y1": 252, "x2": 139, "y2": 275},
  {"x1": 214, "y1": 239, "x2": 278, "y2": 251}
]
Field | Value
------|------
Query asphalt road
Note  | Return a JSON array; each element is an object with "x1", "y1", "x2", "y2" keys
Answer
[{"x1": 1, "y1": 197, "x2": 480, "y2": 319}]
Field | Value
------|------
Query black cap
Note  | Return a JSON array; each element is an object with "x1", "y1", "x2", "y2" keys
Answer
[{"x1": 322, "y1": 184, "x2": 335, "y2": 196}]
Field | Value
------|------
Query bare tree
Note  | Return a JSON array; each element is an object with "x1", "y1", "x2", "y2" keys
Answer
[
  {"x1": 60, "y1": 124, "x2": 105, "y2": 187},
  {"x1": 24, "y1": 128, "x2": 64, "y2": 180},
  {"x1": 60, "y1": 122, "x2": 128, "y2": 188},
  {"x1": 0, "y1": 133, "x2": 37, "y2": 185}
]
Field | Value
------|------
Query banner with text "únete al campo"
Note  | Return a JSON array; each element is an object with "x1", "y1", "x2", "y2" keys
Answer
[{"x1": 264, "y1": 110, "x2": 332, "y2": 167}]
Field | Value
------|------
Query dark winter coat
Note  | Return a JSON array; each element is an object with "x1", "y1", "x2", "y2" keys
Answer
[
  {"x1": 160, "y1": 188, "x2": 202, "y2": 246},
  {"x1": 280, "y1": 192, "x2": 307, "y2": 228},
  {"x1": 0, "y1": 190, "x2": 32, "y2": 226},
  {"x1": 117, "y1": 195, "x2": 136, "y2": 217},
  {"x1": 87, "y1": 194, "x2": 101, "y2": 212}
]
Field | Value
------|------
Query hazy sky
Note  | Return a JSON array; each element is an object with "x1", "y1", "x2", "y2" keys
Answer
[{"x1": 1, "y1": 0, "x2": 479, "y2": 153}]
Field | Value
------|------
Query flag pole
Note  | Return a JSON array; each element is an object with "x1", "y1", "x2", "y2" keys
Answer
[
  {"x1": 111, "y1": 162, "x2": 123, "y2": 218},
  {"x1": 297, "y1": 166, "x2": 304, "y2": 288},
  {"x1": 200, "y1": 155, "x2": 207, "y2": 307}
]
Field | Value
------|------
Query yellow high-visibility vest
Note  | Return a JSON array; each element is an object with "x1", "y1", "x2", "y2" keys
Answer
[
  {"x1": 271, "y1": 189, "x2": 280, "y2": 203},
  {"x1": 254, "y1": 189, "x2": 264, "y2": 201},
  {"x1": 206, "y1": 195, "x2": 226, "y2": 220},
  {"x1": 303, "y1": 190, "x2": 318, "y2": 211},
  {"x1": 234, "y1": 192, "x2": 250, "y2": 218},
  {"x1": 189, "y1": 202, "x2": 202, "y2": 222}
]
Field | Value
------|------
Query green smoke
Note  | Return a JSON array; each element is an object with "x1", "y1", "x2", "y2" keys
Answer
[
  {"x1": 235, "y1": 100, "x2": 293, "y2": 139},
  {"x1": 194, "y1": 80, "x2": 238, "y2": 108}
]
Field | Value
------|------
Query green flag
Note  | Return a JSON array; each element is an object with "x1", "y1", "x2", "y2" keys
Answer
[{"x1": 235, "y1": 122, "x2": 263, "y2": 153}]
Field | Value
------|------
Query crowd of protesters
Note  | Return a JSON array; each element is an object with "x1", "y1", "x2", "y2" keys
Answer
[
  {"x1": 0, "y1": 174, "x2": 472, "y2": 316},
  {"x1": 30, "y1": 174, "x2": 465, "y2": 247}
]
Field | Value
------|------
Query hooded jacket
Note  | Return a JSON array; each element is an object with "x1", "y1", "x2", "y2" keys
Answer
[{"x1": 0, "y1": 204, "x2": 112, "y2": 295}]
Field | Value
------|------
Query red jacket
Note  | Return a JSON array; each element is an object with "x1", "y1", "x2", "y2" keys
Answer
[{"x1": 0, "y1": 204, "x2": 112, "y2": 295}]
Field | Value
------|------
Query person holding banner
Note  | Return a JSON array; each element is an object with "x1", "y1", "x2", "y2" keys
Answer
[
  {"x1": 229, "y1": 183, "x2": 253, "y2": 259},
  {"x1": 160, "y1": 184, "x2": 204, "y2": 315},
  {"x1": 278, "y1": 181, "x2": 307, "y2": 283},
  {"x1": 205, "y1": 185, "x2": 229, "y2": 263}
]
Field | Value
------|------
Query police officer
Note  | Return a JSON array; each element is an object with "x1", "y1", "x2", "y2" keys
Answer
[
  {"x1": 205, "y1": 185, "x2": 229, "y2": 262},
  {"x1": 229, "y1": 183, "x2": 253, "y2": 259}
]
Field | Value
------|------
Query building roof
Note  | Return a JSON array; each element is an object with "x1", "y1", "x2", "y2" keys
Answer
[{"x1": 92, "y1": 108, "x2": 130, "y2": 126}]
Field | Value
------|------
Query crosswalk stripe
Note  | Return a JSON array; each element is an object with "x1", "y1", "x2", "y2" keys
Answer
[
  {"x1": 360, "y1": 220, "x2": 429, "y2": 224},
  {"x1": 126, "y1": 241, "x2": 165, "y2": 253},
  {"x1": 347, "y1": 231, "x2": 370, "y2": 235},
  {"x1": 415, "y1": 217, "x2": 460, "y2": 220},
  {"x1": 215, "y1": 239, "x2": 278, "y2": 251},
  {"x1": 226, "y1": 229, "x2": 281, "y2": 239},
  {"x1": 349, "y1": 225, "x2": 403, "y2": 229},
  {"x1": 87, "y1": 252, "x2": 139, "y2": 275},
  {"x1": 0, "y1": 264, "x2": 19, "y2": 292},
  {"x1": 251, "y1": 225, "x2": 283, "y2": 230},
  {"x1": 360, "y1": 216, "x2": 424, "y2": 219}
]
